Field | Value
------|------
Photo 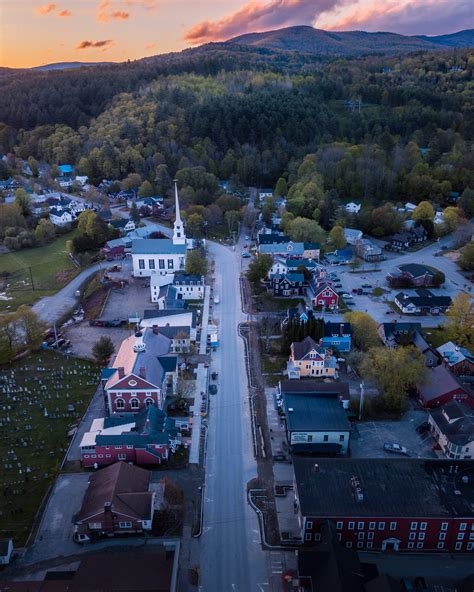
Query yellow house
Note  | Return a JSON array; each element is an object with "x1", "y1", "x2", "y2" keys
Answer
[{"x1": 287, "y1": 336, "x2": 337, "y2": 380}]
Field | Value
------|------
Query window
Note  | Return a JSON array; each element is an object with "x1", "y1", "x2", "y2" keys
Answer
[
  {"x1": 467, "y1": 543, "x2": 474, "y2": 551},
  {"x1": 119, "y1": 522, "x2": 132, "y2": 528},
  {"x1": 145, "y1": 398, "x2": 154, "y2": 407},
  {"x1": 348, "y1": 522, "x2": 355, "y2": 530},
  {"x1": 358, "y1": 522, "x2": 364, "y2": 530},
  {"x1": 357, "y1": 542, "x2": 363, "y2": 549},
  {"x1": 159, "y1": 259, "x2": 165, "y2": 269},
  {"x1": 441, "y1": 522, "x2": 448, "y2": 531},
  {"x1": 118, "y1": 454, "x2": 126, "y2": 460},
  {"x1": 420, "y1": 522, "x2": 427, "y2": 531},
  {"x1": 460, "y1": 523, "x2": 467, "y2": 531},
  {"x1": 455, "y1": 542, "x2": 462, "y2": 551},
  {"x1": 368, "y1": 532, "x2": 374, "y2": 540},
  {"x1": 138, "y1": 259, "x2": 145, "y2": 269},
  {"x1": 126, "y1": 445, "x2": 134, "y2": 450},
  {"x1": 346, "y1": 542, "x2": 352, "y2": 548},
  {"x1": 378, "y1": 522, "x2": 386, "y2": 530},
  {"x1": 407, "y1": 542, "x2": 414, "y2": 549},
  {"x1": 305, "y1": 533, "x2": 312, "y2": 542},
  {"x1": 410, "y1": 522, "x2": 418, "y2": 530},
  {"x1": 167, "y1": 259, "x2": 174, "y2": 269},
  {"x1": 337, "y1": 533, "x2": 342, "y2": 541},
  {"x1": 130, "y1": 398, "x2": 140, "y2": 409},
  {"x1": 84, "y1": 455, "x2": 89, "y2": 458},
  {"x1": 115, "y1": 399, "x2": 125, "y2": 410},
  {"x1": 314, "y1": 533, "x2": 321, "y2": 541},
  {"x1": 339, "y1": 435, "x2": 345, "y2": 442},
  {"x1": 323, "y1": 435, "x2": 329, "y2": 442},
  {"x1": 470, "y1": 533, "x2": 474, "y2": 541},
  {"x1": 369, "y1": 522, "x2": 375, "y2": 530},
  {"x1": 105, "y1": 454, "x2": 111, "y2": 458},
  {"x1": 416, "y1": 542, "x2": 424, "y2": 549},
  {"x1": 418, "y1": 533, "x2": 425, "y2": 541},
  {"x1": 437, "y1": 542, "x2": 445, "y2": 549},
  {"x1": 148, "y1": 259, "x2": 155, "y2": 270},
  {"x1": 439, "y1": 533, "x2": 446, "y2": 541},
  {"x1": 305, "y1": 521, "x2": 313, "y2": 530},
  {"x1": 115, "y1": 446, "x2": 122, "y2": 450},
  {"x1": 457, "y1": 533, "x2": 465, "y2": 541},
  {"x1": 390, "y1": 522, "x2": 397, "y2": 531},
  {"x1": 409, "y1": 532, "x2": 416, "y2": 541},
  {"x1": 358, "y1": 532, "x2": 365, "y2": 540},
  {"x1": 89, "y1": 522, "x2": 102, "y2": 529},
  {"x1": 336, "y1": 522, "x2": 343, "y2": 530},
  {"x1": 366, "y1": 542, "x2": 373, "y2": 549}
]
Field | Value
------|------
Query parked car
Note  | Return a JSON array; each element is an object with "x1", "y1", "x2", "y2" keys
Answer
[
  {"x1": 209, "y1": 385, "x2": 218, "y2": 395},
  {"x1": 245, "y1": 235, "x2": 250, "y2": 240},
  {"x1": 342, "y1": 293, "x2": 352, "y2": 298},
  {"x1": 362, "y1": 291, "x2": 369, "y2": 295},
  {"x1": 242, "y1": 252, "x2": 251, "y2": 258},
  {"x1": 214, "y1": 296, "x2": 220, "y2": 305},
  {"x1": 361, "y1": 283, "x2": 372, "y2": 288},
  {"x1": 384, "y1": 442, "x2": 409, "y2": 456},
  {"x1": 416, "y1": 421, "x2": 430, "y2": 434}
]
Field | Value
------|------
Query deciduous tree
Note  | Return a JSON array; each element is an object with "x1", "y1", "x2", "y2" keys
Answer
[
  {"x1": 344, "y1": 311, "x2": 380, "y2": 351},
  {"x1": 443, "y1": 293, "x2": 474, "y2": 346},
  {"x1": 247, "y1": 254, "x2": 273, "y2": 285}
]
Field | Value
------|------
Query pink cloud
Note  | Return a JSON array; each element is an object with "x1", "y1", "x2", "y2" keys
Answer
[
  {"x1": 145, "y1": 42, "x2": 157, "y2": 49},
  {"x1": 76, "y1": 39, "x2": 115, "y2": 50},
  {"x1": 35, "y1": 3, "x2": 57, "y2": 16},
  {"x1": 97, "y1": 0, "x2": 156, "y2": 22},
  {"x1": 321, "y1": 0, "x2": 473, "y2": 36},
  {"x1": 57, "y1": 9, "x2": 72, "y2": 17},
  {"x1": 184, "y1": 0, "x2": 341, "y2": 44}
]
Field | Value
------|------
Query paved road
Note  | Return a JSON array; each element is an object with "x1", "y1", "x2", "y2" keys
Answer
[{"x1": 191, "y1": 240, "x2": 271, "y2": 591}]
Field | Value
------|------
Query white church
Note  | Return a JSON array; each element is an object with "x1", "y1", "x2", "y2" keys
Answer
[{"x1": 131, "y1": 183, "x2": 188, "y2": 278}]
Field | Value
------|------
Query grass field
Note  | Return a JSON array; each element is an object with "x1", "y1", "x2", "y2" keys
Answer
[
  {"x1": 0, "y1": 351, "x2": 99, "y2": 545},
  {"x1": 0, "y1": 230, "x2": 80, "y2": 311}
]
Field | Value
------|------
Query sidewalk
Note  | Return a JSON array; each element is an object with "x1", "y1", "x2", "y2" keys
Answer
[{"x1": 199, "y1": 285, "x2": 210, "y2": 355}]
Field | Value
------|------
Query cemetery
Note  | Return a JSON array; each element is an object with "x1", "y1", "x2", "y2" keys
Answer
[{"x1": 0, "y1": 351, "x2": 99, "y2": 545}]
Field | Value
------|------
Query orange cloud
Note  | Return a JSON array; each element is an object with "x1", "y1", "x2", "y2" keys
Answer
[
  {"x1": 97, "y1": 0, "x2": 155, "y2": 22},
  {"x1": 35, "y1": 3, "x2": 57, "y2": 16},
  {"x1": 57, "y1": 9, "x2": 72, "y2": 17},
  {"x1": 184, "y1": 0, "x2": 339, "y2": 44},
  {"x1": 76, "y1": 39, "x2": 115, "y2": 50},
  {"x1": 145, "y1": 42, "x2": 157, "y2": 49}
]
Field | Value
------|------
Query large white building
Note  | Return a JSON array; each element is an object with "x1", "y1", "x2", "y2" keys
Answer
[{"x1": 132, "y1": 183, "x2": 187, "y2": 277}]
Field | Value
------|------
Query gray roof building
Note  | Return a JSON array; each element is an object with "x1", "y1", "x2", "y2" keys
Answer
[{"x1": 283, "y1": 393, "x2": 351, "y2": 433}]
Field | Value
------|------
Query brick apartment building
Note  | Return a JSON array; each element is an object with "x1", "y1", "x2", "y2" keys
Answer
[{"x1": 293, "y1": 458, "x2": 474, "y2": 553}]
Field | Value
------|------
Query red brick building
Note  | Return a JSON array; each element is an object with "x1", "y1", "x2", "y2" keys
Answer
[
  {"x1": 104, "y1": 328, "x2": 178, "y2": 414},
  {"x1": 418, "y1": 365, "x2": 473, "y2": 409},
  {"x1": 74, "y1": 462, "x2": 154, "y2": 543},
  {"x1": 293, "y1": 457, "x2": 474, "y2": 553},
  {"x1": 312, "y1": 284, "x2": 339, "y2": 310}
]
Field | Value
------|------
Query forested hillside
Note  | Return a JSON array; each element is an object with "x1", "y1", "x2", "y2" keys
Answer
[{"x1": 0, "y1": 46, "x2": 473, "y2": 205}]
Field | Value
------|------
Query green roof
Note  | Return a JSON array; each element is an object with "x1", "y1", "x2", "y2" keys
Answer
[{"x1": 132, "y1": 238, "x2": 186, "y2": 255}]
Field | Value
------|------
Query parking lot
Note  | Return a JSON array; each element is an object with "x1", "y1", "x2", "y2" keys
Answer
[
  {"x1": 64, "y1": 323, "x2": 131, "y2": 359},
  {"x1": 101, "y1": 279, "x2": 154, "y2": 321},
  {"x1": 350, "y1": 409, "x2": 437, "y2": 459},
  {"x1": 24, "y1": 473, "x2": 90, "y2": 565}
]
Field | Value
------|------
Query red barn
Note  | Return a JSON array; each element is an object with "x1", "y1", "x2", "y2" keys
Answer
[
  {"x1": 294, "y1": 457, "x2": 474, "y2": 553},
  {"x1": 418, "y1": 365, "x2": 473, "y2": 409},
  {"x1": 312, "y1": 283, "x2": 339, "y2": 310}
]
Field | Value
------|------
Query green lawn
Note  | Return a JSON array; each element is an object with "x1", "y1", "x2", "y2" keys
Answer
[
  {"x1": 0, "y1": 351, "x2": 99, "y2": 545},
  {"x1": 0, "y1": 230, "x2": 80, "y2": 311},
  {"x1": 423, "y1": 326, "x2": 445, "y2": 348}
]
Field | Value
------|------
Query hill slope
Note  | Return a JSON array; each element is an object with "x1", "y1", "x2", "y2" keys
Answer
[{"x1": 227, "y1": 26, "x2": 474, "y2": 56}]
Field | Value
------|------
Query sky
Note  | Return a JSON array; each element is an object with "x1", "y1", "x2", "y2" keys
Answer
[{"x1": 1, "y1": 0, "x2": 471, "y2": 68}]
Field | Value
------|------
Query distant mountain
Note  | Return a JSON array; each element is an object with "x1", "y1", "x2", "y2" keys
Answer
[
  {"x1": 226, "y1": 26, "x2": 474, "y2": 57},
  {"x1": 31, "y1": 61, "x2": 114, "y2": 71}
]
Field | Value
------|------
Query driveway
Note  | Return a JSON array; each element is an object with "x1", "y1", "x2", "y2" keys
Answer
[
  {"x1": 350, "y1": 409, "x2": 436, "y2": 459},
  {"x1": 23, "y1": 473, "x2": 90, "y2": 565}
]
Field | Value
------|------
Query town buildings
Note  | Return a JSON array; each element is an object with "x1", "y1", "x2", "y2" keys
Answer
[
  {"x1": 321, "y1": 321, "x2": 352, "y2": 353},
  {"x1": 418, "y1": 365, "x2": 472, "y2": 409},
  {"x1": 293, "y1": 457, "x2": 474, "y2": 552},
  {"x1": 287, "y1": 336, "x2": 337, "y2": 379},
  {"x1": 278, "y1": 379, "x2": 350, "y2": 410},
  {"x1": 437, "y1": 342, "x2": 474, "y2": 376},
  {"x1": 73, "y1": 462, "x2": 155, "y2": 542},
  {"x1": 394, "y1": 290, "x2": 452, "y2": 315},
  {"x1": 268, "y1": 273, "x2": 305, "y2": 297},
  {"x1": 387, "y1": 263, "x2": 442, "y2": 288},
  {"x1": 429, "y1": 401, "x2": 474, "y2": 460}
]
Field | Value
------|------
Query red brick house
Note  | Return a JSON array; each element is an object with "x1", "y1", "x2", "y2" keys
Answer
[
  {"x1": 436, "y1": 342, "x2": 474, "y2": 376},
  {"x1": 418, "y1": 365, "x2": 473, "y2": 409},
  {"x1": 74, "y1": 462, "x2": 154, "y2": 543},
  {"x1": 79, "y1": 406, "x2": 180, "y2": 468},
  {"x1": 293, "y1": 457, "x2": 474, "y2": 553},
  {"x1": 104, "y1": 328, "x2": 178, "y2": 414},
  {"x1": 312, "y1": 284, "x2": 339, "y2": 310}
]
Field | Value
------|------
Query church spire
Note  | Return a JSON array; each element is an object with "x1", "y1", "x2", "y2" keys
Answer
[{"x1": 172, "y1": 181, "x2": 186, "y2": 245}]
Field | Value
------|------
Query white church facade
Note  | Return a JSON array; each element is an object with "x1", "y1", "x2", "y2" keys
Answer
[{"x1": 132, "y1": 183, "x2": 187, "y2": 278}]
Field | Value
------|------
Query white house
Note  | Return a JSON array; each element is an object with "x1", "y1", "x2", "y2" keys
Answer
[
  {"x1": 434, "y1": 210, "x2": 444, "y2": 225},
  {"x1": 75, "y1": 175, "x2": 88, "y2": 186},
  {"x1": 258, "y1": 188, "x2": 274, "y2": 202},
  {"x1": 49, "y1": 207, "x2": 74, "y2": 226},
  {"x1": 56, "y1": 176, "x2": 74, "y2": 189},
  {"x1": 345, "y1": 202, "x2": 361, "y2": 214},
  {"x1": 132, "y1": 184, "x2": 187, "y2": 278},
  {"x1": 173, "y1": 274, "x2": 205, "y2": 300},
  {"x1": 404, "y1": 202, "x2": 417, "y2": 213},
  {"x1": 344, "y1": 228, "x2": 363, "y2": 245},
  {"x1": 428, "y1": 401, "x2": 474, "y2": 460},
  {"x1": 141, "y1": 309, "x2": 197, "y2": 341}
]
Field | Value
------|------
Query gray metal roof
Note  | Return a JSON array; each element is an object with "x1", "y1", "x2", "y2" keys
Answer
[{"x1": 283, "y1": 393, "x2": 351, "y2": 432}]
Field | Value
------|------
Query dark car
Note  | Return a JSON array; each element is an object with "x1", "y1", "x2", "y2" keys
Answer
[
  {"x1": 416, "y1": 421, "x2": 430, "y2": 434},
  {"x1": 346, "y1": 301, "x2": 356, "y2": 306},
  {"x1": 361, "y1": 283, "x2": 373, "y2": 288},
  {"x1": 209, "y1": 385, "x2": 218, "y2": 395}
]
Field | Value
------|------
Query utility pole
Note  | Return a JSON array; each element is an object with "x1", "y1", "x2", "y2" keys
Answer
[
  {"x1": 359, "y1": 381, "x2": 365, "y2": 420},
  {"x1": 29, "y1": 266, "x2": 35, "y2": 291}
]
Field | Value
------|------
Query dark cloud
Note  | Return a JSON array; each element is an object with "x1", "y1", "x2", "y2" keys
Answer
[{"x1": 76, "y1": 39, "x2": 115, "y2": 50}]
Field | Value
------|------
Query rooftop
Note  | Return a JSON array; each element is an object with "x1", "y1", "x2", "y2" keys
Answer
[
  {"x1": 283, "y1": 393, "x2": 351, "y2": 432},
  {"x1": 430, "y1": 401, "x2": 474, "y2": 446},
  {"x1": 291, "y1": 336, "x2": 322, "y2": 360},
  {"x1": 418, "y1": 365, "x2": 468, "y2": 402},
  {"x1": 294, "y1": 457, "x2": 474, "y2": 518},
  {"x1": 279, "y1": 379, "x2": 350, "y2": 401},
  {"x1": 131, "y1": 238, "x2": 186, "y2": 255},
  {"x1": 437, "y1": 342, "x2": 474, "y2": 367},
  {"x1": 398, "y1": 263, "x2": 436, "y2": 278}
]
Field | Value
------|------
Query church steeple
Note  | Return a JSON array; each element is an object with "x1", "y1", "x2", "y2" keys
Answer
[{"x1": 172, "y1": 181, "x2": 186, "y2": 245}]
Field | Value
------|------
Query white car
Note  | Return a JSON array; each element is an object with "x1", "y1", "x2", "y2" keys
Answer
[
  {"x1": 214, "y1": 296, "x2": 220, "y2": 305},
  {"x1": 342, "y1": 293, "x2": 352, "y2": 299}
]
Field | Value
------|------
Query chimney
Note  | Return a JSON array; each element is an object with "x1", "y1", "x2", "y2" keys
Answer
[
  {"x1": 139, "y1": 367, "x2": 146, "y2": 379},
  {"x1": 104, "y1": 501, "x2": 112, "y2": 511},
  {"x1": 152, "y1": 325, "x2": 159, "y2": 335},
  {"x1": 117, "y1": 367, "x2": 125, "y2": 378},
  {"x1": 340, "y1": 323, "x2": 344, "y2": 336}
]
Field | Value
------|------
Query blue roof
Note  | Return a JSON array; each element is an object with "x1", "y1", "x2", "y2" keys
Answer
[
  {"x1": 131, "y1": 238, "x2": 187, "y2": 255},
  {"x1": 58, "y1": 164, "x2": 73, "y2": 173}
]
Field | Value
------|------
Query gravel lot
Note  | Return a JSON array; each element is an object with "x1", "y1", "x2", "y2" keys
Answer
[
  {"x1": 350, "y1": 409, "x2": 437, "y2": 459},
  {"x1": 102, "y1": 280, "x2": 154, "y2": 321},
  {"x1": 64, "y1": 323, "x2": 131, "y2": 359}
]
